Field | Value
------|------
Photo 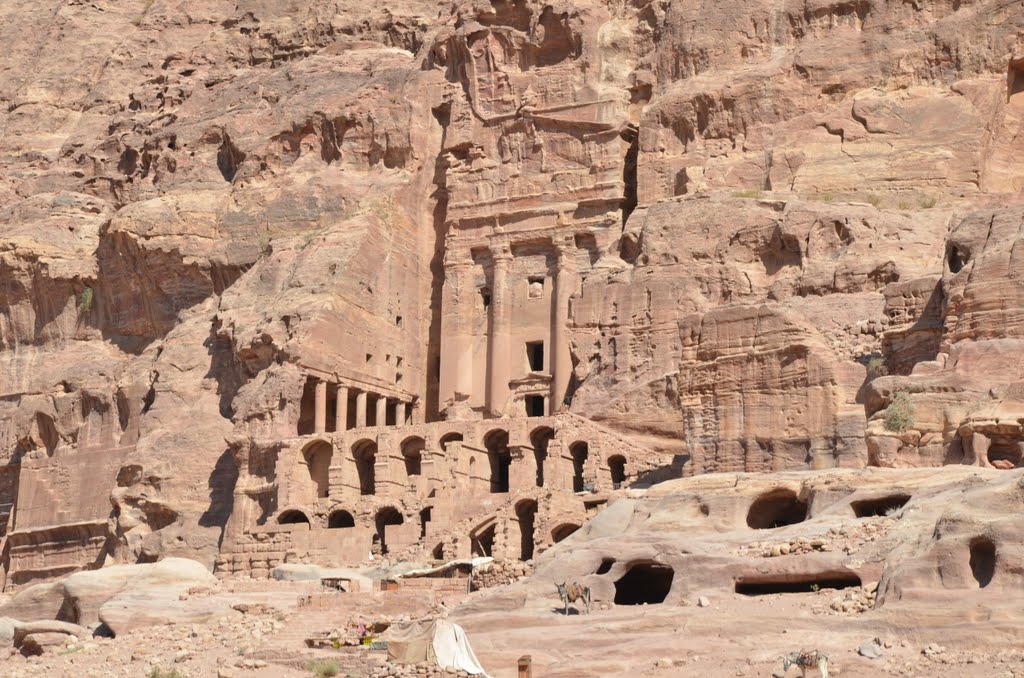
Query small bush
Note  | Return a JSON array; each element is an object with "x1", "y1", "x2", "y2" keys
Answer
[
  {"x1": 148, "y1": 668, "x2": 184, "y2": 678},
  {"x1": 732, "y1": 189, "x2": 764, "y2": 199},
  {"x1": 883, "y1": 390, "x2": 915, "y2": 432},
  {"x1": 866, "y1": 193, "x2": 883, "y2": 208},
  {"x1": 897, "y1": 200, "x2": 910, "y2": 210},
  {"x1": 309, "y1": 659, "x2": 340, "y2": 677},
  {"x1": 132, "y1": 0, "x2": 156, "y2": 25},
  {"x1": 919, "y1": 194, "x2": 937, "y2": 209},
  {"x1": 866, "y1": 354, "x2": 888, "y2": 378},
  {"x1": 78, "y1": 287, "x2": 94, "y2": 314}
]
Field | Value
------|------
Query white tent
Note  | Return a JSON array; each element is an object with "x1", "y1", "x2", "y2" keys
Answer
[{"x1": 384, "y1": 618, "x2": 489, "y2": 676}]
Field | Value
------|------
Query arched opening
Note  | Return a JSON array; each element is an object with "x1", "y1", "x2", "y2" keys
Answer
[
  {"x1": 375, "y1": 506, "x2": 404, "y2": 556},
  {"x1": 471, "y1": 522, "x2": 496, "y2": 557},
  {"x1": 419, "y1": 507, "x2": 432, "y2": 539},
  {"x1": 439, "y1": 432, "x2": 463, "y2": 452},
  {"x1": 432, "y1": 542, "x2": 445, "y2": 560},
  {"x1": 484, "y1": 429, "x2": 511, "y2": 493},
  {"x1": 746, "y1": 489, "x2": 808, "y2": 529},
  {"x1": 947, "y1": 243, "x2": 969, "y2": 274},
  {"x1": 302, "y1": 440, "x2": 333, "y2": 499},
  {"x1": 328, "y1": 509, "x2": 355, "y2": 529},
  {"x1": 515, "y1": 499, "x2": 538, "y2": 561},
  {"x1": 596, "y1": 558, "x2": 615, "y2": 575},
  {"x1": 352, "y1": 439, "x2": 377, "y2": 496},
  {"x1": 851, "y1": 494, "x2": 911, "y2": 518},
  {"x1": 401, "y1": 436, "x2": 425, "y2": 477},
  {"x1": 614, "y1": 563, "x2": 674, "y2": 605},
  {"x1": 570, "y1": 442, "x2": 589, "y2": 492},
  {"x1": 987, "y1": 438, "x2": 1022, "y2": 469},
  {"x1": 969, "y1": 537, "x2": 996, "y2": 588},
  {"x1": 530, "y1": 426, "x2": 553, "y2": 488},
  {"x1": 608, "y1": 454, "x2": 627, "y2": 488},
  {"x1": 278, "y1": 510, "x2": 310, "y2": 525},
  {"x1": 551, "y1": 523, "x2": 580, "y2": 544}
]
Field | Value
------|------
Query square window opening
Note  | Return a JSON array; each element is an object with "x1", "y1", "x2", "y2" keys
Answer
[
  {"x1": 526, "y1": 395, "x2": 545, "y2": 418},
  {"x1": 528, "y1": 276, "x2": 545, "y2": 299},
  {"x1": 526, "y1": 341, "x2": 544, "y2": 372}
]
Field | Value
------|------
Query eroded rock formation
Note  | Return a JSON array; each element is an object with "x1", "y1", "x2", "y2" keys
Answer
[{"x1": 2, "y1": 0, "x2": 1024, "y2": 589}]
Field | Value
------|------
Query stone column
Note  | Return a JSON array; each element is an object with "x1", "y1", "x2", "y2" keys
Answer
[
  {"x1": 314, "y1": 379, "x2": 327, "y2": 434},
  {"x1": 376, "y1": 395, "x2": 388, "y2": 428},
  {"x1": 488, "y1": 244, "x2": 513, "y2": 417},
  {"x1": 439, "y1": 244, "x2": 475, "y2": 413},
  {"x1": 551, "y1": 239, "x2": 577, "y2": 411},
  {"x1": 335, "y1": 385, "x2": 349, "y2": 432},
  {"x1": 355, "y1": 391, "x2": 368, "y2": 428},
  {"x1": 412, "y1": 400, "x2": 424, "y2": 425}
]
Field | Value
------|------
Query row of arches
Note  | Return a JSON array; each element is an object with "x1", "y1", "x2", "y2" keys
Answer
[
  {"x1": 466, "y1": 498, "x2": 581, "y2": 561},
  {"x1": 299, "y1": 427, "x2": 628, "y2": 500},
  {"x1": 277, "y1": 505, "x2": 415, "y2": 556},
  {"x1": 280, "y1": 497, "x2": 583, "y2": 563}
]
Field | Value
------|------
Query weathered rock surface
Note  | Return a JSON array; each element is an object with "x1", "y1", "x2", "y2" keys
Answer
[
  {"x1": 475, "y1": 466, "x2": 1024, "y2": 617},
  {"x1": 2, "y1": 0, "x2": 1024, "y2": 612},
  {"x1": 62, "y1": 558, "x2": 218, "y2": 628}
]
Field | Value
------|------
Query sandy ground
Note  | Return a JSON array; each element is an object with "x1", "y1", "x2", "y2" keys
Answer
[{"x1": 2, "y1": 577, "x2": 1024, "y2": 678}]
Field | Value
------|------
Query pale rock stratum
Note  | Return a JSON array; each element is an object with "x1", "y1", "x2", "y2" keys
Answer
[{"x1": 2, "y1": 0, "x2": 1024, "y2": 674}]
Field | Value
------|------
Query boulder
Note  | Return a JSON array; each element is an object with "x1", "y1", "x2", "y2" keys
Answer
[
  {"x1": 0, "y1": 582, "x2": 68, "y2": 622},
  {"x1": 98, "y1": 583, "x2": 235, "y2": 636},
  {"x1": 0, "y1": 617, "x2": 18, "y2": 644},
  {"x1": 19, "y1": 632, "x2": 70, "y2": 655},
  {"x1": 12, "y1": 619, "x2": 88, "y2": 646},
  {"x1": 63, "y1": 558, "x2": 217, "y2": 627}
]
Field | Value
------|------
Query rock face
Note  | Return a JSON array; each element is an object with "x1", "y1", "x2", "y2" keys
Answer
[
  {"x1": 487, "y1": 467, "x2": 1024, "y2": 612},
  {"x1": 1, "y1": 0, "x2": 1024, "y2": 591}
]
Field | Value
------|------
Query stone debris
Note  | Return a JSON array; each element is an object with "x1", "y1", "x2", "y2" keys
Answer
[{"x1": 858, "y1": 638, "x2": 885, "y2": 659}]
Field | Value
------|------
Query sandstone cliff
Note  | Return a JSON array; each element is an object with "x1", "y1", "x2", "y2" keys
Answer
[{"x1": 2, "y1": 0, "x2": 1024, "y2": 587}]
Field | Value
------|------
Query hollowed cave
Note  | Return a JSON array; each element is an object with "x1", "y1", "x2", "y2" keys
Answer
[
  {"x1": 969, "y1": 537, "x2": 996, "y2": 588},
  {"x1": 746, "y1": 489, "x2": 808, "y2": 529},
  {"x1": 851, "y1": 494, "x2": 911, "y2": 518},
  {"x1": 595, "y1": 558, "x2": 615, "y2": 575},
  {"x1": 987, "y1": 439, "x2": 1022, "y2": 469},
  {"x1": 613, "y1": 563, "x2": 674, "y2": 605},
  {"x1": 735, "y1": 573, "x2": 862, "y2": 596}
]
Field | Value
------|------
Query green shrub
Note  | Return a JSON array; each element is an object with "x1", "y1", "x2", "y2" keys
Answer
[
  {"x1": 919, "y1": 194, "x2": 937, "y2": 209},
  {"x1": 866, "y1": 354, "x2": 888, "y2": 378},
  {"x1": 732, "y1": 189, "x2": 764, "y2": 199},
  {"x1": 78, "y1": 287, "x2": 94, "y2": 314},
  {"x1": 309, "y1": 659, "x2": 340, "y2": 677},
  {"x1": 148, "y1": 668, "x2": 184, "y2": 678},
  {"x1": 883, "y1": 390, "x2": 915, "y2": 432}
]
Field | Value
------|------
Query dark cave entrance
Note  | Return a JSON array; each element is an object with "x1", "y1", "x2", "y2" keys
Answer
[
  {"x1": 613, "y1": 563, "x2": 674, "y2": 605},
  {"x1": 746, "y1": 489, "x2": 808, "y2": 529},
  {"x1": 735, "y1": 573, "x2": 862, "y2": 596},
  {"x1": 851, "y1": 494, "x2": 911, "y2": 518},
  {"x1": 969, "y1": 537, "x2": 996, "y2": 588}
]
